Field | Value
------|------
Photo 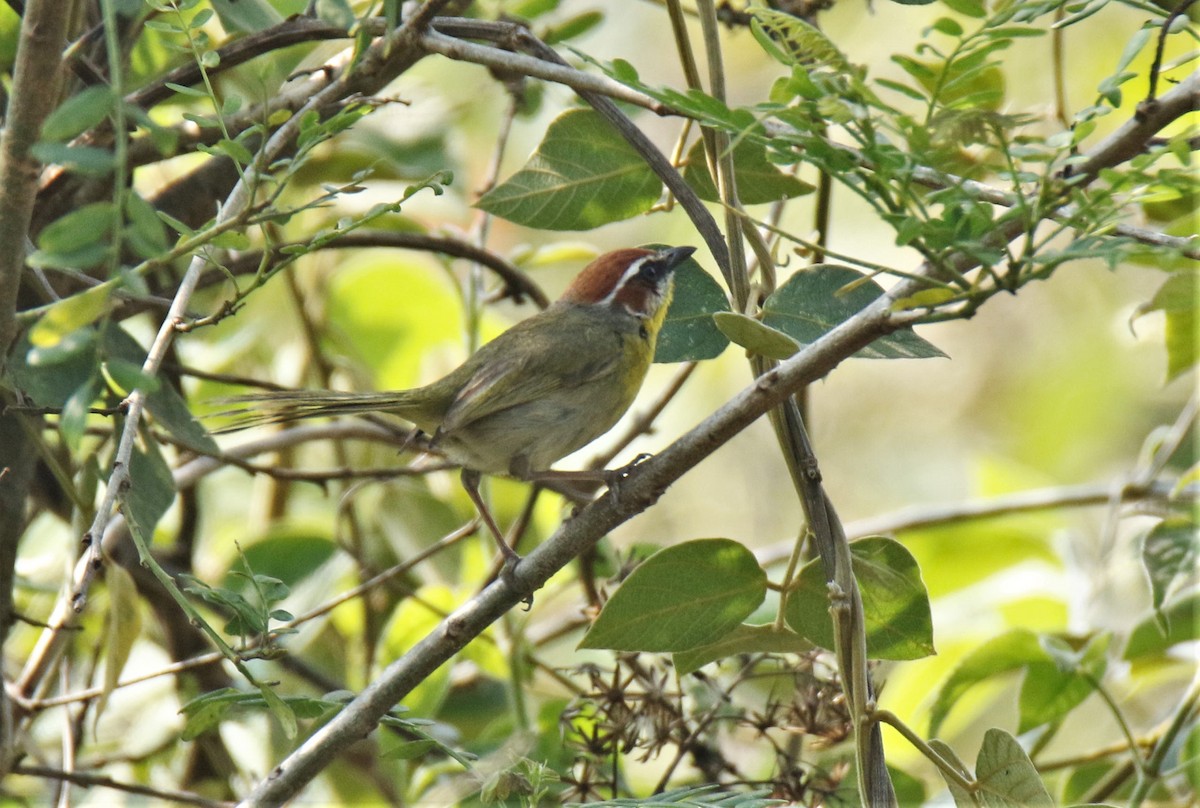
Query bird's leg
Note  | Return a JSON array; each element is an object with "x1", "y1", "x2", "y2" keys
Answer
[
  {"x1": 460, "y1": 468, "x2": 520, "y2": 565},
  {"x1": 524, "y1": 453, "x2": 653, "y2": 501}
]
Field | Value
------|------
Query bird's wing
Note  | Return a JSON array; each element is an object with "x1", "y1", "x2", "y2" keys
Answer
[{"x1": 439, "y1": 317, "x2": 621, "y2": 433}]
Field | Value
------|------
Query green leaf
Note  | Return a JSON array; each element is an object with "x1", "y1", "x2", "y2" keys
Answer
[
  {"x1": 476, "y1": 108, "x2": 660, "y2": 230},
  {"x1": 579, "y1": 538, "x2": 767, "y2": 653},
  {"x1": 762, "y1": 265, "x2": 946, "y2": 359},
  {"x1": 41, "y1": 86, "x2": 115, "y2": 142},
  {"x1": 125, "y1": 192, "x2": 169, "y2": 259},
  {"x1": 784, "y1": 536, "x2": 935, "y2": 660},
  {"x1": 60, "y1": 377, "x2": 100, "y2": 452},
  {"x1": 209, "y1": 0, "x2": 282, "y2": 33},
  {"x1": 1018, "y1": 634, "x2": 1107, "y2": 733},
  {"x1": 259, "y1": 685, "x2": 298, "y2": 739},
  {"x1": 226, "y1": 532, "x2": 337, "y2": 591},
  {"x1": 97, "y1": 562, "x2": 142, "y2": 720},
  {"x1": 941, "y1": 0, "x2": 986, "y2": 16},
  {"x1": 1138, "y1": 271, "x2": 1197, "y2": 379},
  {"x1": 28, "y1": 283, "x2": 114, "y2": 349},
  {"x1": 713, "y1": 311, "x2": 800, "y2": 360},
  {"x1": 1123, "y1": 592, "x2": 1200, "y2": 660},
  {"x1": 30, "y1": 142, "x2": 116, "y2": 175},
  {"x1": 672, "y1": 623, "x2": 812, "y2": 675},
  {"x1": 382, "y1": 739, "x2": 439, "y2": 760},
  {"x1": 654, "y1": 257, "x2": 731, "y2": 362},
  {"x1": 974, "y1": 728, "x2": 1053, "y2": 806},
  {"x1": 101, "y1": 326, "x2": 219, "y2": 454},
  {"x1": 681, "y1": 139, "x2": 814, "y2": 204},
  {"x1": 928, "y1": 628, "x2": 1048, "y2": 735},
  {"x1": 102, "y1": 359, "x2": 160, "y2": 397},
  {"x1": 928, "y1": 739, "x2": 976, "y2": 806},
  {"x1": 1142, "y1": 516, "x2": 1199, "y2": 613},
  {"x1": 126, "y1": 436, "x2": 176, "y2": 539},
  {"x1": 31, "y1": 202, "x2": 115, "y2": 270},
  {"x1": 750, "y1": 8, "x2": 856, "y2": 73}
]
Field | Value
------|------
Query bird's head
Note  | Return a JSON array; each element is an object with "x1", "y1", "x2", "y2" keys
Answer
[{"x1": 561, "y1": 246, "x2": 695, "y2": 326}]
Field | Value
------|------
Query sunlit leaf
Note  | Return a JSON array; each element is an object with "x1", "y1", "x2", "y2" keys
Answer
[
  {"x1": 476, "y1": 109, "x2": 661, "y2": 230},
  {"x1": 784, "y1": 536, "x2": 935, "y2": 660},
  {"x1": 762, "y1": 265, "x2": 945, "y2": 359},
  {"x1": 580, "y1": 539, "x2": 767, "y2": 653}
]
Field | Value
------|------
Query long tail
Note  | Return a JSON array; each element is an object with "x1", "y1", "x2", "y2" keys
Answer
[{"x1": 214, "y1": 390, "x2": 420, "y2": 432}]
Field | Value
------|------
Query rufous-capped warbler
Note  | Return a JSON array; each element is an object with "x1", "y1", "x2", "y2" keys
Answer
[{"x1": 223, "y1": 245, "x2": 695, "y2": 564}]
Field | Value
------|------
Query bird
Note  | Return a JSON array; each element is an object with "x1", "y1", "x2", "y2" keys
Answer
[{"x1": 220, "y1": 245, "x2": 696, "y2": 566}]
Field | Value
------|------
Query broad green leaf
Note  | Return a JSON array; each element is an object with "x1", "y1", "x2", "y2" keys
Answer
[
  {"x1": 974, "y1": 728, "x2": 1053, "y2": 806},
  {"x1": 672, "y1": 623, "x2": 812, "y2": 675},
  {"x1": 102, "y1": 326, "x2": 218, "y2": 453},
  {"x1": 1142, "y1": 516, "x2": 1199, "y2": 613},
  {"x1": 126, "y1": 437, "x2": 176, "y2": 539},
  {"x1": 1017, "y1": 634, "x2": 1108, "y2": 733},
  {"x1": 784, "y1": 536, "x2": 935, "y2": 660},
  {"x1": 28, "y1": 283, "x2": 114, "y2": 349},
  {"x1": 8, "y1": 329, "x2": 98, "y2": 406},
  {"x1": 476, "y1": 108, "x2": 660, "y2": 230},
  {"x1": 929, "y1": 628, "x2": 1048, "y2": 735},
  {"x1": 102, "y1": 359, "x2": 160, "y2": 397},
  {"x1": 654, "y1": 257, "x2": 730, "y2": 362},
  {"x1": 681, "y1": 139, "x2": 814, "y2": 204},
  {"x1": 762, "y1": 265, "x2": 945, "y2": 359},
  {"x1": 41, "y1": 86, "x2": 115, "y2": 142},
  {"x1": 713, "y1": 311, "x2": 800, "y2": 360},
  {"x1": 96, "y1": 562, "x2": 142, "y2": 721},
  {"x1": 579, "y1": 538, "x2": 767, "y2": 653},
  {"x1": 226, "y1": 533, "x2": 337, "y2": 591},
  {"x1": 125, "y1": 192, "x2": 169, "y2": 259},
  {"x1": 1123, "y1": 592, "x2": 1200, "y2": 660}
]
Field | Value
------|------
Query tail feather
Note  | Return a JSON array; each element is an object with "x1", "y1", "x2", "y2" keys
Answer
[{"x1": 214, "y1": 390, "x2": 418, "y2": 432}]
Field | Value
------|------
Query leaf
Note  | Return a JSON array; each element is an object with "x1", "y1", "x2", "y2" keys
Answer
[
  {"x1": 31, "y1": 202, "x2": 115, "y2": 270},
  {"x1": 1142, "y1": 515, "x2": 1199, "y2": 613},
  {"x1": 1138, "y1": 270, "x2": 1198, "y2": 379},
  {"x1": 974, "y1": 728, "x2": 1053, "y2": 806},
  {"x1": 259, "y1": 685, "x2": 298, "y2": 739},
  {"x1": 1123, "y1": 592, "x2": 1200, "y2": 660},
  {"x1": 41, "y1": 86, "x2": 115, "y2": 142},
  {"x1": 928, "y1": 629, "x2": 1048, "y2": 735},
  {"x1": 762, "y1": 265, "x2": 946, "y2": 359},
  {"x1": 928, "y1": 739, "x2": 977, "y2": 807},
  {"x1": 60, "y1": 377, "x2": 101, "y2": 452},
  {"x1": 96, "y1": 563, "x2": 142, "y2": 721},
  {"x1": 27, "y1": 283, "x2": 114, "y2": 350},
  {"x1": 579, "y1": 539, "x2": 767, "y2": 653},
  {"x1": 714, "y1": 311, "x2": 800, "y2": 360},
  {"x1": 476, "y1": 108, "x2": 661, "y2": 230},
  {"x1": 1017, "y1": 634, "x2": 1107, "y2": 733},
  {"x1": 681, "y1": 139, "x2": 814, "y2": 204},
  {"x1": 654, "y1": 257, "x2": 731, "y2": 362},
  {"x1": 101, "y1": 326, "x2": 219, "y2": 454},
  {"x1": 209, "y1": 0, "x2": 282, "y2": 33},
  {"x1": 382, "y1": 739, "x2": 439, "y2": 760},
  {"x1": 29, "y1": 142, "x2": 116, "y2": 176},
  {"x1": 750, "y1": 8, "x2": 856, "y2": 73},
  {"x1": 673, "y1": 623, "x2": 812, "y2": 675},
  {"x1": 784, "y1": 536, "x2": 935, "y2": 660},
  {"x1": 126, "y1": 436, "x2": 176, "y2": 540}
]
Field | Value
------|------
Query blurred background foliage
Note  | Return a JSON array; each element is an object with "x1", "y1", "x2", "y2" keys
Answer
[{"x1": 0, "y1": 0, "x2": 1195, "y2": 805}]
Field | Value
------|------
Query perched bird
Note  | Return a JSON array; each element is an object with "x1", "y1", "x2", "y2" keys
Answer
[{"x1": 222, "y1": 245, "x2": 696, "y2": 564}]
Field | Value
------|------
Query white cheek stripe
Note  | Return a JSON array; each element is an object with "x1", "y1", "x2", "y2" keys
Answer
[{"x1": 599, "y1": 255, "x2": 652, "y2": 306}]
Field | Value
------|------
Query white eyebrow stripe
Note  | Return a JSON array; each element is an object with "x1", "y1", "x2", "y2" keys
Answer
[{"x1": 598, "y1": 255, "x2": 652, "y2": 306}]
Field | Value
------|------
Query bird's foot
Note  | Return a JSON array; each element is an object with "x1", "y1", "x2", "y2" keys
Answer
[{"x1": 605, "y1": 453, "x2": 652, "y2": 501}]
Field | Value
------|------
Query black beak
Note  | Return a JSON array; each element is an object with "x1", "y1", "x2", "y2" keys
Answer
[{"x1": 656, "y1": 246, "x2": 696, "y2": 271}]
